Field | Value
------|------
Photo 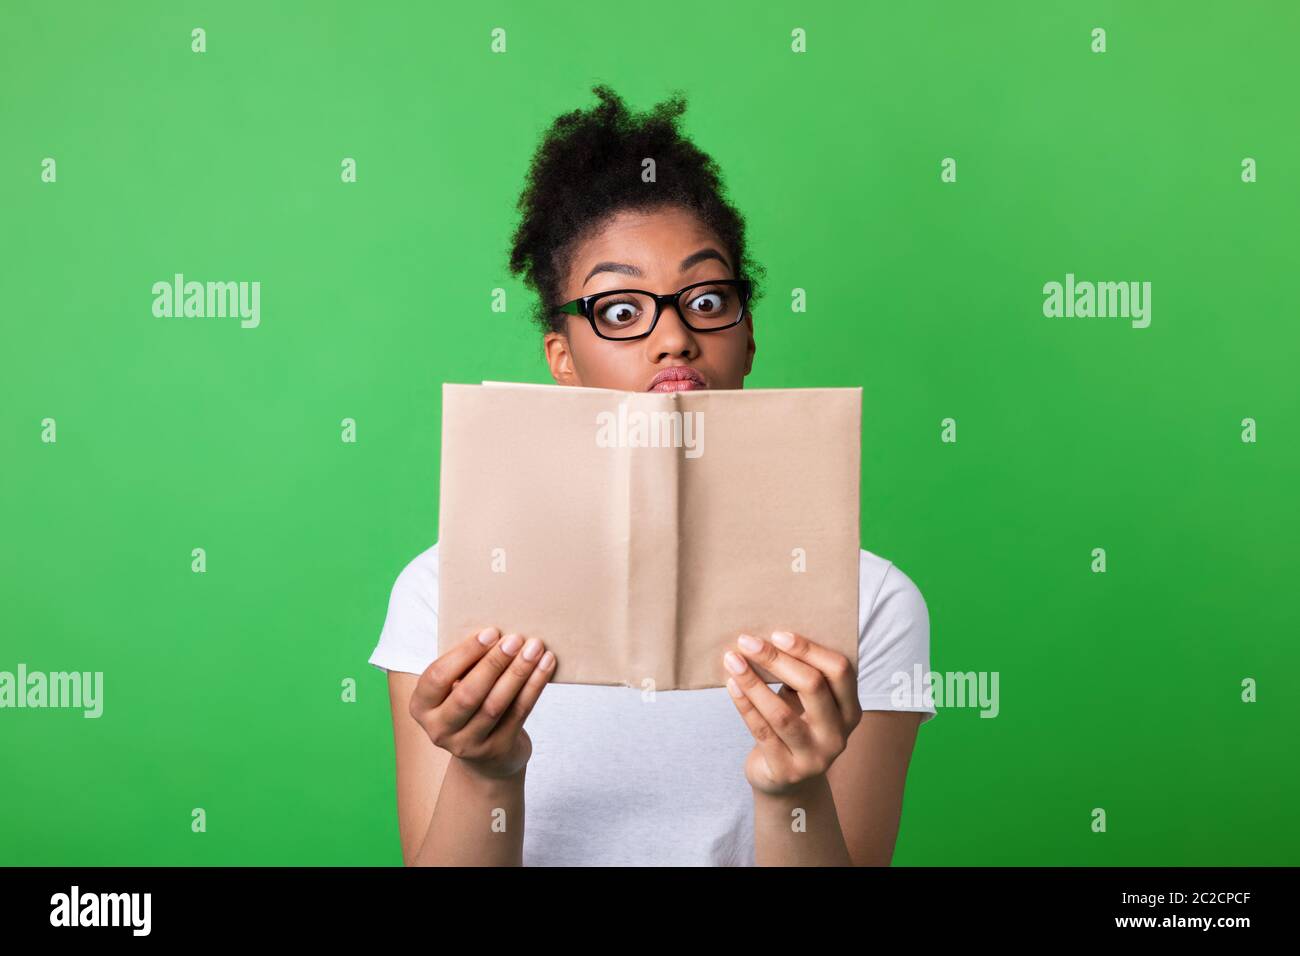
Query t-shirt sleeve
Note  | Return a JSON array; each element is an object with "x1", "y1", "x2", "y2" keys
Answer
[
  {"x1": 857, "y1": 559, "x2": 937, "y2": 726},
  {"x1": 367, "y1": 546, "x2": 441, "y2": 676}
]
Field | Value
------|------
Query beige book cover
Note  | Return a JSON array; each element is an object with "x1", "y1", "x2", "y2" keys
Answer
[{"x1": 437, "y1": 381, "x2": 861, "y2": 690}]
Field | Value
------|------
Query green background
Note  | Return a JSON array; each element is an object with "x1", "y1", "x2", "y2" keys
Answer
[{"x1": 2, "y1": 0, "x2": 1296, "y2": 865}]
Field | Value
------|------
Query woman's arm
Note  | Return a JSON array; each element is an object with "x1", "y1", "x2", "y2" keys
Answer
[
  {"x1": 724, "y1": 631, "x2": 924, "y2": 866},
  {"x1": 385, "y1": 671, "x2": 527, "y2": 866},
  {"x1": 382, "y1": 629, "x2": 553, "y2": 866},
  {"x1": 751, "y1": 712, "x2": 920, "y2": 866},
  {"x1": 825, "y1": 710, "x2": 921, "y2": 864}
]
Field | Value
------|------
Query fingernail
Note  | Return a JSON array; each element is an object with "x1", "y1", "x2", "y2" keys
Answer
[
  {"x1": 478, "y1": 627, "x2": 500, "y2": 645},
  {"x1": 771, "y1": 631, "x2": 795, "y2": 649},
  {"x1": 724, "y1": 651, "x2": 747, "y2": 674},
  {"x1": 539, "y1": 650, "x2": 555, "y2": 670},
  {"x1": 522, "y1": 637, "x2": 543, "y2": 661},
  {"x1": 726, "y1": 677, "x2": 743, "y2": 698},
  {"x1": 737, "y1": 633, "x2": 763, "y2": 653},
  {"x1": 500, "y1": 633, "x2": 522, "y2": 655}
]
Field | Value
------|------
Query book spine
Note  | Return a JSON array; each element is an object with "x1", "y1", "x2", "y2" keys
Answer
[{"x1": 620, "y1": 396, "x2": 681, "y2": 691}]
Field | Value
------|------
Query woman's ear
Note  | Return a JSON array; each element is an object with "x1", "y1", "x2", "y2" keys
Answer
[
  {"x1": 544, "y1": 329, "x2": 580, "y2": 385},
  {"x1": 742, "y1": 311, "x2": 757, "y2": 377}
]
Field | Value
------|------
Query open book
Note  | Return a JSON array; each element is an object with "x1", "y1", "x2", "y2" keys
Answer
[{"x1": 437, "y1": 381, "x2": 862, "y2": 690}]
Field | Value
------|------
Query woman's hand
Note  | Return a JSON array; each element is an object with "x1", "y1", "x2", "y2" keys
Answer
[
  {"x1": 409, "y1": 627, "x2": 555, "y2": 782},
  {"x1": 722, "y1": 630, "x2": 863, "y2": 796}
]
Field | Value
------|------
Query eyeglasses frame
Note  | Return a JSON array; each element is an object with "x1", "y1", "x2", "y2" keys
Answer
[{"x1": 554, "y1": 277, "x2": 753, "y2": 341}]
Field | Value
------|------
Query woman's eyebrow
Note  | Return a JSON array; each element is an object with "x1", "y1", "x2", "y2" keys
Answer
[
  {"x1": 583, "y1": 260, "x2": 643, "y2": 283},
  {"x1": 678, "y1": 247, "x2": 730, "y2": 273},
  {"x1": 582, "y1": 248, "x2": 731, "y2": 285}
]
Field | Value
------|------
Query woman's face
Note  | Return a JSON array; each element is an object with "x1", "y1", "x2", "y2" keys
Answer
[{"x1": 543, "y1": 205, "x2": 756, "y2": 392}]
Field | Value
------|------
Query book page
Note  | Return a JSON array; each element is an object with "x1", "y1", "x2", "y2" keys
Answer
[{"x1": 437, "y1": 382, "x2": 861, "y2": 690}]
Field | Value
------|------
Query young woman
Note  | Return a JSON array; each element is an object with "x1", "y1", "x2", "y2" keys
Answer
[{"x1": 369, "y1": 85, "x2": 935, "y2": 866}]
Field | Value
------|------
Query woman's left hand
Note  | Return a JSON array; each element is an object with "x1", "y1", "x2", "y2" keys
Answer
[{"x1": 723, "y1": 630, "x2": 863, "y2": 796}]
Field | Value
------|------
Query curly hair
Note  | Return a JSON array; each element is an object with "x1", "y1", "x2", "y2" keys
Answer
[{"x1": 507, "y1": 83, "x2": 766, "y2": 335}]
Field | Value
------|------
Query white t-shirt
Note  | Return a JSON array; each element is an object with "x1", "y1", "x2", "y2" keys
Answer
[{"x1": 369, "y1": 542, "x2": 936, "y2": 866}]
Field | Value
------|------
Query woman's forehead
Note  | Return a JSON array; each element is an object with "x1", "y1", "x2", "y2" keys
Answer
[{"x1": 570, "y1": 209, "x2": 727, "y2": 279}]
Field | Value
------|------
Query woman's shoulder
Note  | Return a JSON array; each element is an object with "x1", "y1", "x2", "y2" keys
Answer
[
  {"x1": 396, "y1": 540, "x2": 440, "y2": 587},
  {"x1": 369, "y1": 542, "x2": 442, "y2": 674},
  {"x1": 854, "y1": 547, "x2": 935, "y2": 721},
  {"x1": 857, "y1": 547, "x2": 927, "y2": 623}
]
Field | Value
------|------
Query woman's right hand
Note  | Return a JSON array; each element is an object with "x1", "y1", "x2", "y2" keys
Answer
[{"x1": 408, "y1": 627, "x2": 555, "y2": 781}]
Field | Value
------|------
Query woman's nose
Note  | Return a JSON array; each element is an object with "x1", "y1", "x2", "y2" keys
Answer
[{"x1": 646, "y1": 304, "x2": 699, "y2": 359}]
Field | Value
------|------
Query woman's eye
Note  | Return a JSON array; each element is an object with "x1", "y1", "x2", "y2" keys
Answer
[
  {"x1": 688, "y1": 292, "x2": 724, "y2": 313},
  {"x1": 599, "y1": 302, "x2": 639, "y2": 324}
]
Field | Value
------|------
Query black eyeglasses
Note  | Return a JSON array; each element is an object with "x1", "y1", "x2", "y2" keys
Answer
[{"x1": 555, "y1": 278, "x2": 752, "y2": 341}]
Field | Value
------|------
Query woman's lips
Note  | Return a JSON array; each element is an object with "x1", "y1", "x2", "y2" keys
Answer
[
  {"x1": 649, "y1": 378, "x2": 706, "y2": 393},
  {"x1": 647, "y1": 367, "x2": 708, "y2": 392}
]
